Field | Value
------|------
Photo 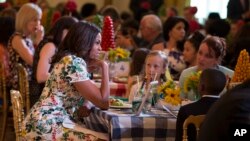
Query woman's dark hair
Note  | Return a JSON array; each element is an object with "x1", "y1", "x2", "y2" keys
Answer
[
  {"x1": 80, "y1": 3, "x2": 97, "y2": 19},
  {"x1": 52, "y1": 21, "x2": 101, "y2": 64},
  {"x1": 201, "y1": 36, "x2": 226, "y2": 62},
  {"x1": 47, "y1": 16, "x2": 78, "y2": 47},
  {"x1": 129, "y1": 48, "x2": 150, "y2": 76},
  {"x1": 186, "y1": 31, "x2": 205, "y2": 52},
  {"x1": 163, "y1": 16, "x2": 189, "y2": 51},
  {"x1": 0, "y1": 16, "x2": 15, "y2": 46}
]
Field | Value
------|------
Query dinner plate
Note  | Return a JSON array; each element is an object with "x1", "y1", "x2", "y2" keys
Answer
[
  {"x1": 112, "y1": 77, "x2": 128, "y2": 83},
  {"x1": 110, "y1": 103, "x2": 132, "y2": 109}
]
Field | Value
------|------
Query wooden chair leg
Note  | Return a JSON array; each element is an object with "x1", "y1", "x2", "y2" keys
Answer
[{"x1": 1, "y1": 105, "x2": 8, "y2": 141}]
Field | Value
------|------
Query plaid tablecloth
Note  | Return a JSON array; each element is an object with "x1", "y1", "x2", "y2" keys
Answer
[
  {"x1": 95, "y1": 81, "x2": 127, "y2": 97},
  {"x1": 83, "y1": 107, "x2": 177, "y2": 141}
]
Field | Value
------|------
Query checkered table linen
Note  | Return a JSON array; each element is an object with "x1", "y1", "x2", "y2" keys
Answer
[{"x1": 84, "y1": 107, "x2": 177, "y2": 141}]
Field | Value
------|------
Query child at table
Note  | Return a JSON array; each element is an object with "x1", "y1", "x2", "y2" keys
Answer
[
  {"x1": 175, "y1": 68, "x2": 227, "y2": 141},
  {"x1": 129, "y1": 50, "x2": 168, "y2": 103}
]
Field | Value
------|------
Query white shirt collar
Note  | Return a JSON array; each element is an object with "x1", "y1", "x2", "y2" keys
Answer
[{"x1": 202, "y1": 95, "x2": 220, "y2": 98}]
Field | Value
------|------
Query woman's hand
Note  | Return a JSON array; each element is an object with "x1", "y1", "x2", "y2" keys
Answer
[
  {"x1": 35, "y1": 25, "x2": 44, "y2": 45},
  {"x1": 87, "y1": 59, "x2": 107, "y2": 73}
]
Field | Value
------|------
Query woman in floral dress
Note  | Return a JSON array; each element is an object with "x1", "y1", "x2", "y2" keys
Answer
[{"x1": 21, "y1": 22, "x2": 110, "y2": 140}]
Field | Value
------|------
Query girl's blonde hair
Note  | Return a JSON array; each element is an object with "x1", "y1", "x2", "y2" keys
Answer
[
  {"x1": 145, "y1": 50, "x2": 168, "y2": 81},
  {"x1": 146, "y1": 50, "x2": 168, "y2": 68},
  {"x1": 15, "y1": 3, "x2": 42, "y2": 33}
]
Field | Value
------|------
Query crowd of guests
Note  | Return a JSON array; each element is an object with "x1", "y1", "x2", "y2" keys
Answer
[{"x1": 1, "y1": 0, "x2": 250, "y2": 140}]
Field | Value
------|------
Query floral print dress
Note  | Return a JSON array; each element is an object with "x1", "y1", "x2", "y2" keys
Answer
[
  {"x1": 22, "y1": 55, "x2": 106, "y2": 141},
  {"x1": 163, "y1": 48, "x2": 187, "y2": 80},
  {"x1": 8, "y1": 32, "x2": 34, "y2": 89}
]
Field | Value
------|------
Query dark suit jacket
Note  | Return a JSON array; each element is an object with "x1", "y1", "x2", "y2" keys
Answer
[
  {"x1": 198, "y1": 81, "x2": 250, "y2": 141},
  {"x1": 227, "y1": 0, "x2": 249, "y2": 20},
  {"x1": 175, "y1": 97, "x2": 218, "y2": 141}
]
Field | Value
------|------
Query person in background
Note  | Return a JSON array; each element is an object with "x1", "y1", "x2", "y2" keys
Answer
[
  {"x1": 0, "y1": 16, "x2": 15, "y2": 84},
  {"x1": 224, "y1": 23, "x2": 250, "y2": 69},
  {"x1": 80, "y1": 2, "x2": 97, "y2": 19},
  {"x1": 152, "y1": 16, "x2": 189, "y2": 80},
  {"x1": 139, "y1": 14, "x2": 164, "y2": 50},
  {"x1": 125, "y1": 48, "x2": 150, "y2": 98},
  {"x1": 129, "y1": 50, "x2": 167, "y2": 103},
  {"x1": 30, "y1": 16, "x2": 78, "y2": 107},
  {"x1": 22, "y1": 21, "x2": 110, "y2": 140},
  {"x1": 8, "y1": 3, "x2": 43, "y2": 90},
  {"x1": 175, "y1": 68, "x2": 227, "y2": 141},
  {"x1": 166, "y1": 6, "x2": 178, "y2": 20},
  {"x1": 115, "y1": 18, "x2": 141, "y2": 56},
  {"x1": 0, "y1": 7, "x2": 16, "y2": 18},
  {"x1": 183, "y1": 6, "x2": 200, "y2": 34},
  {"x1": 179, "y1": 36, "x2": 234, "y2": 101},
  {"x1": 198, "y1": 79, "x2": 250, "y2": 141},
  {"x1": 205, "y1": 19, "x2": 231, "y2": 38},
  {"x1": 100, "y1": 5, "x2": 122, "y2": 33},
  {"x1": 227, "y1": 0, "x2": 250, "y2": 21},
  {"x1": 183, "y1": 31, "x2": 205, "y2": 68}
]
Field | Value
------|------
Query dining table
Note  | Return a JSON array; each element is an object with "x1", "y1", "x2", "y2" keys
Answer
[
  {"x1": 83, "y1": 106, "x2": 177, "y2": 141},
  {"x1": 94, "y1": 80, "x2": 127, "y2": 97}
]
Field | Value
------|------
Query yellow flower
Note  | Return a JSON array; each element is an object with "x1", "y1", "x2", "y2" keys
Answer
[
  {"x1": 62, "y1": 56, "x2": 72, "y2": 64},
  {"x1": 157, "y1": 80, "x2": 181, "y2": 105},
  {"x1": 108, "y1": 47, "x2": 130, "y2": 62},
  {"x1": 183, "y1": 71, "x2": 202, "y2": 94},
  {"x1": 21, "y1": 130, "x2": 27, "y2": 137}
]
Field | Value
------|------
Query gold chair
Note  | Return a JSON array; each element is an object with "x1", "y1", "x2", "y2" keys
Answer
[
  {"x1": 0, "y1": 63, "x2": 8, "y2": 141},
  {"x1": 16, "y1": 63, "x2": 30, "y2": 113},
  {"x1": 182, "y1": 114, "x2": 206, "y2": 141},
  {"x1": 10, "y1": 90, "x2": 24, "y2": 141}
]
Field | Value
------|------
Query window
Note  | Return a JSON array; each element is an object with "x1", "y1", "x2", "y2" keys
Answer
[{"x1": 191, "y1": 0, "x2": 229, "y2": 24}]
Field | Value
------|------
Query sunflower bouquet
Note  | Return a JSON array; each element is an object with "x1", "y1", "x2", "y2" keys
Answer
[
  {"x1": 157, "y1": 80, "x2": 181, "y2": 106},
  {"x1": 183, "y1": 71, "x2": 202, "y2": 99},
  {"x1": 108, "y1": 47, "x2": 130, "y2": 63}
]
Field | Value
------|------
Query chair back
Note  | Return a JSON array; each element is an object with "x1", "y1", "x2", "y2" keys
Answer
[
  {"x1": 16, "y1": 63, "x2": 30, "y2": 113},
  {"x1": 182, "y1": 114, "x2": 206, "y2": 141},
  {"x1": 10, "y1": 90, "x2": 24, "y2": 141},
  {"x1": 0, "y1": 63, "x2": 7, "y2": 105},
  {"x1": 0, "y1": 63, "x2": 8, "y2": 141}
]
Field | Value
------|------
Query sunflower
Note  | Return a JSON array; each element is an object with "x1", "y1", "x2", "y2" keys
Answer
[
  {"x1": 157, "y1": 80, "x2": 181, "y2": 106},
  {"x1": 183, "y1": 71, "x2": 202, "y2": 94},
  {"x1": 108, "y1": 47, "x2": 130, "y2": 62}
]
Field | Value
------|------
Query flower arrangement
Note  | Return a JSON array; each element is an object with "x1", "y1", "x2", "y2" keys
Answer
[
  {"x1": 183, "y1": 71, "x2": 202, "y2": 98},
  {"x1": 108, "y1": 47, "x2": 130, "y2": 63},
  {"x1": 157, "y1": 80, "x2": 181, "y2": 106}
]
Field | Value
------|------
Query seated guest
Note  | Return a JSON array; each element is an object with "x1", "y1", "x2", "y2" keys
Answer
[
  {"x1": 198, "y1": 79, "x2": 250, "y2": 141},
  {"x1": 129, "y1": 51, "x2": 168, "y2": 103},
  {"x1": 152, "y1": 16, "x2": 189, "y2": 80},
  {"x1": 175, "y1": 68, "x2": 227, "y2": 141},
  {"x1": 183, "y1": 31, "x2": 205, "y2": 68},
  {"x1": 22, "y1": 22, "x2": 109, "y2": 140},
  {"x1": 30, "y1": 16, "x2": 78, "y2": 107},
  {"x1": 8, "y1": 3, "x2": 44, "y2": 90},
  {"x1": 179, "y1": 36, "x2": 234, "y2": 101},
  {"x1": 125, "y1": 48, "x2": 150, "y2": 98},
  {"x1": 139, "y1": 14, "x2": 164, "y2": 50}
]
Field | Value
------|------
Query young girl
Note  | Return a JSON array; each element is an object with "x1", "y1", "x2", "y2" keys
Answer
[
  {"x1": 183, "y1": 31, "x2": 205, "y2": 67},
  {"x1": 129, "y1": 51, "x2": 168, "y2": 103}
]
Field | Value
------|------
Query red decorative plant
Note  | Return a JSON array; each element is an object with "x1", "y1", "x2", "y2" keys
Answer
[{"x1": 101, "y1": 16, "x2": 115, "y2": 51}]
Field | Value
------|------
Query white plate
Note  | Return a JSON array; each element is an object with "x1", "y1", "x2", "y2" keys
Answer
[{"x1": 110, "y1": 103, "x2": 132, "y2": 109}]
